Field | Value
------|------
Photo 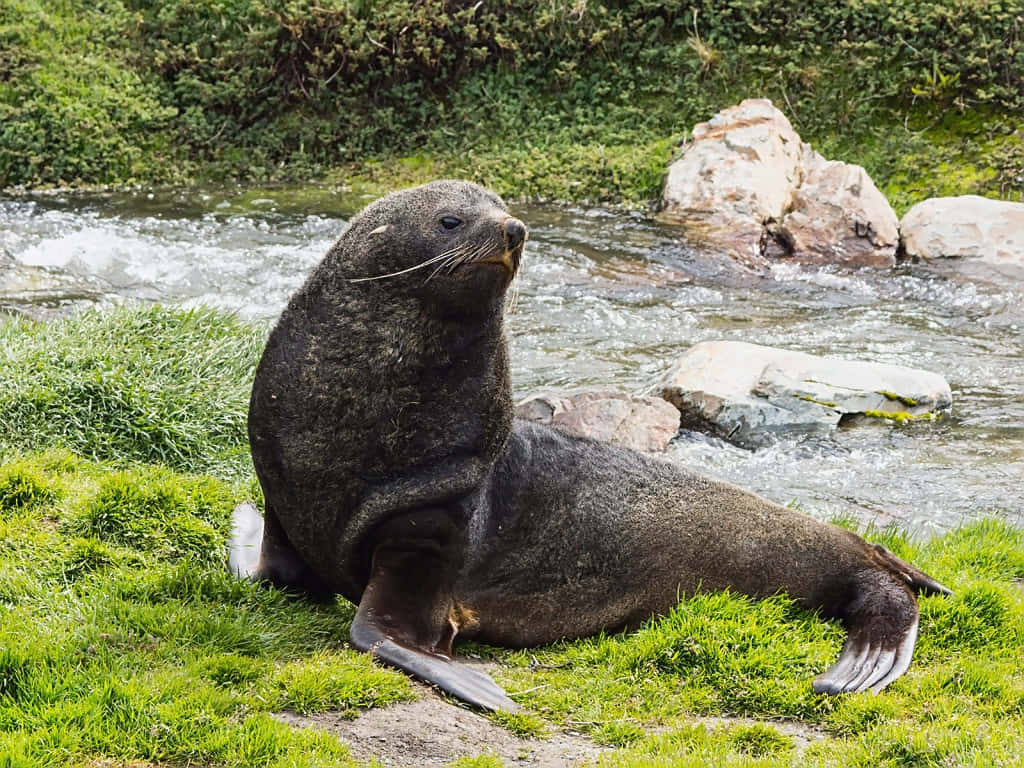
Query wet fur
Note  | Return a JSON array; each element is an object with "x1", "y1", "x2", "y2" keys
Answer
[{"x1": 233, "y1": 180, "x2": 948, "y2": 711}]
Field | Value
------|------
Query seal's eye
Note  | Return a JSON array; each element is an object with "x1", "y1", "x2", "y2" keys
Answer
[{"x1": 440, "y1": 216, "x2": 462, "y2": 230}]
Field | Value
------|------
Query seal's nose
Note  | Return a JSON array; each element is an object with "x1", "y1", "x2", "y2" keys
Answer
[{"x1": 504, "y1": 217, "x2": 527, "y2": 251}]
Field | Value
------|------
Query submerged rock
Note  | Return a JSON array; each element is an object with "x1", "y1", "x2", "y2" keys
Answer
[
  {"x1": 659, "y1": 99, "x2": 898, "y2": 269},
  {"x1": 515, "y1": 391, "x2": 681, "y2": 453},
  {"x1": 900, "y1": 196, "x2": 1024, "y2": 281},
  {"x1": 0, "y1": 262, "x2": 114, "y2": 318},
  {"x1": 658, "y1": 341, "x2": 951, "y2": 448}
]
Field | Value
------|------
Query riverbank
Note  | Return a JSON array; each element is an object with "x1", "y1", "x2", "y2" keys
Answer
[
  {"x1": 3, "y1": 1, "x2": 1023, "y2": 212},
  {"x1": 1, "y1": 304, "x2": 1023, "y2": 767}
]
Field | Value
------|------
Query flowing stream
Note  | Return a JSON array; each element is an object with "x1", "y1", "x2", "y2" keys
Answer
[{"x1": 1, "y1": 187, "x2": 1021, "y2": 535}]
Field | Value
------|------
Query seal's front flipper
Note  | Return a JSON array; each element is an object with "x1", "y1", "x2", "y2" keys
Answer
[
  {"x1": 351, "y1": 614, "x2": 519, "y2": 712},
  {"x1": 349, "y1": 535, "x2": 520, "y2": 713}
]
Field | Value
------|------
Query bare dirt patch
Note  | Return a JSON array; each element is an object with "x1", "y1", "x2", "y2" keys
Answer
[{"x1": 274, "y1": 681, "x2": 610, "y2": 767}]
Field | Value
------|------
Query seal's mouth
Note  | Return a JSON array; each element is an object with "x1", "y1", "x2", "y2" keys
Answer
[
  {"x1": 474, "y1": 216, "x2": 527, "y2": 274},
  {"x1": 477, "y1": 248, "x2": 520, "y2": 273}
]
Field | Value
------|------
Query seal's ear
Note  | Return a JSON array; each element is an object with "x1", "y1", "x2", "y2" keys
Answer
[{"x1": 369, "y1": 224, "x2": 390, "y2": 236}]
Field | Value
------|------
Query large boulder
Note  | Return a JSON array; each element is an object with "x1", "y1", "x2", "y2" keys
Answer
[
  {"x1": 659, "y1": 99, "x2": 898, "y2": 269},
  {"x1": 658, "y1": 341, "x2": 952, "y2": 448},
  {"x1": 899, "y1": 196, "x2": 1024, "y2": 280},
  {"x1": 658, "y1": 99, "x2": 804, "y2": 267},
  {"x1": 515, "y1": 391, "x2": 681, "y2": 453},
  {"x1": 766, "y1": 158, "x2": 899, "y2": 268}
]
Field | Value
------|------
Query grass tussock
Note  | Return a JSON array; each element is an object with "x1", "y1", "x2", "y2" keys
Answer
[
  {"x1": 0, "y1": 304, "x2": 1021, "y2": 766},
  {"x1": 0, "y1": 304, "x2": 264, "y2": 477},
  {"x1": 69, "y1": 467, "x2": 233, "y2": 565},
  {"x1": 0, "y1": 457, "x2": 61, "y2": 515}
]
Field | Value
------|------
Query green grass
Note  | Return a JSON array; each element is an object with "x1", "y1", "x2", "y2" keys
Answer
[
  {"x1": 0, "y1": 304, "x2": 264, "y2": 477},
  {"x1": 0, "y1": 450, "x2": 413, "y2": 766},
  {"x1": 0, "y1": 305, "x2": 1022, "y2": 766}
]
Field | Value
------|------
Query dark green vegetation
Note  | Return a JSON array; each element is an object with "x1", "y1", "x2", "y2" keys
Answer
[
  {"x1": 1, "y1": 304, "x2": 1023, "y2": 766},
  {"x1": 3, "y1": 1, "x2": 1023, "y2": 209}
]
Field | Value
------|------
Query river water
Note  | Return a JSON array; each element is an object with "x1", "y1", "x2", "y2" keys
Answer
[{"x1": 1, "y1": 188, "x2": 1021, "y2": 534}]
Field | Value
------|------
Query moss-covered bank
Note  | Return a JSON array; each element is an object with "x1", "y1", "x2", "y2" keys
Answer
[
  {"x1": 2, "y1": 1, "x2": 1023, "y2": 209},
  {"x1": 1, "y1": 305, "x2": 1022, "y2": 767}
]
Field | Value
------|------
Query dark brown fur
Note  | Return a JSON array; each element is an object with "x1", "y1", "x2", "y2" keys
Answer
[{"x1": 230, "y1": 180, "x2": 948, "y2": 712}]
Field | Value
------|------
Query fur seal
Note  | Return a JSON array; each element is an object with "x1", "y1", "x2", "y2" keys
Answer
[{"x1": 230, "y1": 180, "x2": 949, "y2": 712}]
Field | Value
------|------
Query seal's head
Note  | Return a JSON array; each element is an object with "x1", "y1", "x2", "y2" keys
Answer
[{"x1": 341, "y1": 180, "x2": 527, "y2": 315}]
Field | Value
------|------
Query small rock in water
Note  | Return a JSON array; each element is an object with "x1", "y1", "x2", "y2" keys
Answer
[
  {"x1": 657, "y1": 341, "x2": 952, "y2": 448},
  {"x1": 515, "y1": 391, "x2": 681, "y2": 453}
]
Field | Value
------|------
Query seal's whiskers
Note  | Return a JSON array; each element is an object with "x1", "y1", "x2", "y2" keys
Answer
[
  {"x1": 454, "y1": 242, "x2": 492, "y2": 273},
  {"x1": 432, "y1": 242, "x2": 490, "y2": 280},
  {"x1": 506, "y1": 266, "x2": 522, "y2": 315},
  {"x1": 349, "y1": 247, "x2": 463, "y2": 283},
  {"x1": 426, "y1": 244, "x2": 477, "y2": 282}
]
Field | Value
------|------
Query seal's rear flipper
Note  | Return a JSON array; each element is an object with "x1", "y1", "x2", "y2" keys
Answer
[
  {"x1": 351, "y1": 614, "x2": 519, "y2": 712},
  {"x1": 811, "y1": 543, "x2": 951, "y2": 696},
  {"x1": 871, "y1": 543, "x2": 952, "y2": 598},
  {"x1": 228, "y1": 502, "x2": 334, "y2": 600},
  {"x1": 812, "y1": 617, "x2": 919, "y2": 694},
  {"x1": 229, "y1": 502, "x2": 264, "y2": 578},
  {"x1": 812, "y1": 557, "x2": 940, "y2": 696}
]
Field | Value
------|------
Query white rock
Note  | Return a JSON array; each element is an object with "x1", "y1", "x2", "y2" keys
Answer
[
  {"x1": 900, "y1": 195, "x2": 1024, "y2": 280},
  {"x1": 659, "y1": 99, "x2": 898, "y2": 269},
  {"x1": 658, "y1": 341, "x2": 951, "y2": 448}
]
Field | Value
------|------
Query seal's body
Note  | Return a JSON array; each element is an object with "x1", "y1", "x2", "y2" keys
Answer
[{"x1": 231, "y1": 181, "x2": 948, "y2": 712}]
